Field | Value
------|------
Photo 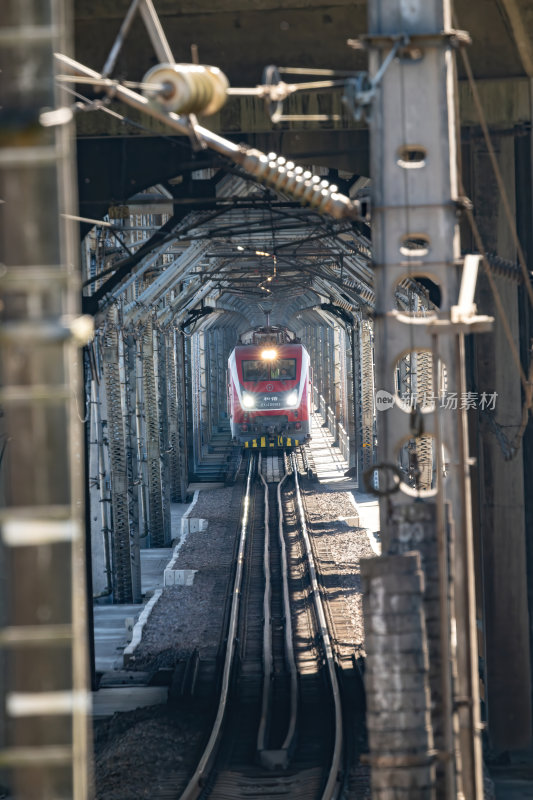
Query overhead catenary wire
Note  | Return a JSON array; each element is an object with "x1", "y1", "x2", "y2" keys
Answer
[
  {"x1": 457, "y1": 23, "x2": 533, "y2": 311},
  {"x1": 54, "y1": 53, "x2": 362, "y2": 222}
]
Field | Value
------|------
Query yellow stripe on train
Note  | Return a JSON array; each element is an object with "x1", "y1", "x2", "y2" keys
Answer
[{"x1": 244, "y1": 436, "x2": 300, "y2": 447}]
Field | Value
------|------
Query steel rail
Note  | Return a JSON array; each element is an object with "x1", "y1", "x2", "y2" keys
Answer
[
  {"x1": 178, "y1": 454, "x2": 255, "y2": 800},
  {"x1": 256, "y1": 455, "x2": 274, "y2": 753},
  {"x1": 291, "y1": 454, "x2": 344, "y2": 800},
  {"x1": 256, "y1": 458, "x2": 298, "y2": 761},
  {"x1": 277, "y1": 466, "x2": 299, "y2": 752}
]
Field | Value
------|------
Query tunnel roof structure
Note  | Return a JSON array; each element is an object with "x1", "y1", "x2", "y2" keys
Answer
[{"x1": 75, "y1": 0, "x2": 533, "y2": 329}]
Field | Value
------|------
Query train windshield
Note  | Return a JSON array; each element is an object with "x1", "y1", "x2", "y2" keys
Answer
[
  {"x1": 270, "y1": 359, "x2": 296, "y2": 379},
  {"x1": 242, "y1": 358, "x2": 297, "y2": 381}
]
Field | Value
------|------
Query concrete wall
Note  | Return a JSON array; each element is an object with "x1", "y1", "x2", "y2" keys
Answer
[{"x1": 465, "y1": 133, "x2": 532, "y2": 750}]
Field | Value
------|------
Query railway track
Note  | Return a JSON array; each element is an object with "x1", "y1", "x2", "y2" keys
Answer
[{"x1": 170, "y1": 450, "x2": 345, "y2": 800}]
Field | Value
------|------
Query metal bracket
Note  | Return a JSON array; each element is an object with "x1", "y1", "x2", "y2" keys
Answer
[
  {"x1": 343, "y1": 30, "x2": 470, "y2": 123},
  {"x1": 259, "y1": 65, "x2": 345, "y2": 124},
  {"x1": 342, "y1": 38, "x2": 405, "y2": 123},
  {"x1": 183, "y1": 113, "x2": 208, "y2": 152}
]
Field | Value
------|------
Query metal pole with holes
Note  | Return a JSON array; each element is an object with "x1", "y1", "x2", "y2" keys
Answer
[
  {"x1": 0, "y1": 1, "x2": 92, "y2": 797},
  {"x1": 366, "y1": 0, "x2": 484, "y2": 797}
]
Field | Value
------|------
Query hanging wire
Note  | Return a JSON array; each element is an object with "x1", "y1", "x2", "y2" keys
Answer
[
  {"x1": 455, "y1": 16, "x2": 533, "y2": 311},
  {"x1": 459, "y1": 196, "x2": 533, "y2": 457},
  {"x1": 447, "y1": 9, "x2": 533, "y2": 458},
  {"x1": 60, "y1": 83, "x2": 198, "y2": 148}
]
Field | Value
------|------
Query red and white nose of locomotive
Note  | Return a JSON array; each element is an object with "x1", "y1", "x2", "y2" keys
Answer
[
  {"x1": 228, "y1": 342, "x2": 311, "y2": 446},
  {"x1": 228, "y1": 346, "x2": 309, "y2": 413}
]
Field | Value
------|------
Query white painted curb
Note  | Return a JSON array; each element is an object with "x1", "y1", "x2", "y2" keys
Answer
[
  {"x1": 123, "y1": 589, "x2": 162, "y2": 665},
  {"x1": 122, "y1": 490, "x2": 205, "y2": 664}
]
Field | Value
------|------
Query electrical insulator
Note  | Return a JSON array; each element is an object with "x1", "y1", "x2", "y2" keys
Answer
[
  {"x1": 237, "y1": 149, "x2": 362, "y2": 221},
  {"x1": 142, "y1": 63, "x2": 229, "y2": 115}
]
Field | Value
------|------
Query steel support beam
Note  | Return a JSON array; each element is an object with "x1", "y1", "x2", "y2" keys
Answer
[
  {"x1": 175, "y1": 330, "x2": 190, "y2": 501},
  {"x1": 156, "y1": 330, "x2": 172, "y2": 545},
  {"x1": 141, "y1": 318, "x2": 167, "y2": 546},
  {"x1": 123, "y1": 332, "x2": 142, "y2": 601},
  {"x1": 135, "y1": 337, "x2": 150, "y2": 540},
  {"x1": 360, "y1": 319, "x2": 375, "y2": 476},
  {"x1": 166, "y1": 331, "x2": 181, "y2": 503},
  {"x1": 207, "y1": 330, "x2": 219, "y2": 439},
  {"x1": 103, "y1": 311, "x2": 135, "y2": 602},
  {"x1": 176, "y1": 331, "x2": 190, "y2": 501},
  {"x1": 88, "y1": 349, "x2": 113, "y2": 600},
  {"x1": 347, "y1": 324, "x2": 358, "y2": 471},
  {"x1": 333, "y1": 324, "x2": 342, "y2": 443}
]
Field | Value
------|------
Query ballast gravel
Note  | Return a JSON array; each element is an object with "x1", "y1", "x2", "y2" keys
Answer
[
  {"x1": 94, "y1": 478, "x2": 376, "y2": 800},
  {"x1": 93, "y1": 478, "x2": 496, "y2": 800},
  {"x1": 301, "y1": 482, "x2": 376, "y2": 656},
  {"x1": 128, "y1": 485, "x2": 242, "y2": 670},
  {"x1": 130, "y1": 480, "x2": 375, "y2": 671}
]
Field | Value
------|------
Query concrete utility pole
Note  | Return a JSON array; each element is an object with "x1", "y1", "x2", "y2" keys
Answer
[
  {"x1": 367, "y1": 0, "x2": 485, "y2": 798},
  {"x1": 0, "y1": 1, "x2": 92, "y2": 798}
]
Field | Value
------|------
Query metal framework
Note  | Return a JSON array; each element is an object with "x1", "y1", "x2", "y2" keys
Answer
[
  {"x1": 142, "y1": 318, "x2": 169, "y2": 546},
  {"x1": 359, "y1": 320, "x2": 376, "y2": 475},
  {"x1": 103, "y1": 310, "x2": 137, "y2": 602}
]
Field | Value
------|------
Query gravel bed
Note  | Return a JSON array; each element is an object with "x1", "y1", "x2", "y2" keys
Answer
[
  {"x1": 95, "y1": 478, "x2": 376, "y2": 799},
  {"x1": 303, "y1": 483, "x2": 376, "y2": 655},
  {"x1": 95, "y1": 484, "x2": 243, "y2": 798},
  {"x1": 130, "y1": 485, "x2": 241, "y2": 671},
  {"x1": 94, "y1": 706, "x2": 206, "y2": 800},
  {"x1": 94, "y1": 476, "x2": 496, "y2": 800}
]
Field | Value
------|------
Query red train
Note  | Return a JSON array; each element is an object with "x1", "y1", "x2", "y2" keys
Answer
[{"x1": 227, "y1": 326, "x2": 312, "y2": 448}]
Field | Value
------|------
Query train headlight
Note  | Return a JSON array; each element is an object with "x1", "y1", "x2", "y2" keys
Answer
[
  {"x1": 242, "y1": 393, "x2": 256, "y2": 409},
  {"x1": 286, "y1": 391, "x2": 298, "y2": 407},
  {"x1": 261, "y1": 349, "x2": 277, "y2": 360}
]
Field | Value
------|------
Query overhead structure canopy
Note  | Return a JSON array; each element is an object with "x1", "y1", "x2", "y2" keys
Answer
[
  {"x1": 75, "y1": 0, "x2": 533, "y2": 326},
  {"x1": 84, "y1": 172, "x2": 375, "y2": 330}
]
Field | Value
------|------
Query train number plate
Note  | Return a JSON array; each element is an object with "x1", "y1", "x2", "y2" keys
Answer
[{"x1": 258, "y1": 395, "x2": 281, "y2": 408}]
